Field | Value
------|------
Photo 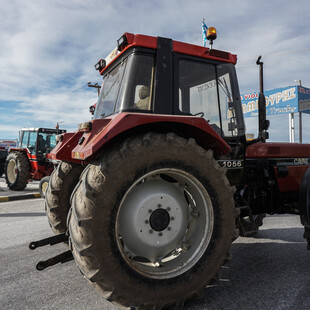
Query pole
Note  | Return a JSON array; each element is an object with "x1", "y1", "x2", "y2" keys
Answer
[
  {"x1": 88, "y1": 82, "x2": 101, "y2": 97},
  {"x1": 289, "y1": 113, "x2": 295, "y2": 143},
  {"x1": 299, "y1": 112, "x2": 302, "y2": 143},
  {"x1": 297, "y1": 80, "x2": 302, "y2": 144}
]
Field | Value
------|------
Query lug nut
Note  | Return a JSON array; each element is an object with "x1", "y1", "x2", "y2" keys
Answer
[
  {"x1": 167, "y1": 207, "x2": 171, "y2": 211},
  {"x1": 148, "y1": 209, "x2": 153, "y2": 213},
  {"x1": 158, "y1": 232, "x2": 163, "y2": 236},
  {"x1": 145, "y1": 220, "x2": 149, "y2": 224},
  {"x1": 149, "y1": 229, "x2": 153, "y2": 234}
]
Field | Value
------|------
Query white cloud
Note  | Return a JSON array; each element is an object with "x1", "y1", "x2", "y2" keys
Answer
[
  {"x1": 1, "y1": 0, "x2": 310, "y2": 141},
  {"x1": 5, "y1": 88, "x2": 96, "y2": 133}
]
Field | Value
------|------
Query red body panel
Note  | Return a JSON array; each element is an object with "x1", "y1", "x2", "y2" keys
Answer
[
  {"x1": 125, "y1": 33, "x2": 237, "y2": 64},
  {"x1": 246, "y1": 142, "x2": 310, "y2": 158},
  {"x1": 49, "y1": 132, "x2": 83, "y2": 162},
  {"x1": 27, "y1": 153, "x2": 53, "y2": 180},
  {"x1": 274, "y1": 166, "x2": 308, "y2": 192},
  {"x1": 9, "y1": 147, "x2": 23, "y2": 152},
  {"x1": 65, "y1": 113, "x2": 230, "y2": 162},
  {"x1": 100, "y1": 33, "x2": 237, "y2": 74},
  {"x1": 172, "y1": 41, "x2": 237, "y2": 64},
  {"x1": 246, "y1": 142, "x2": 310, "y2": 192}
]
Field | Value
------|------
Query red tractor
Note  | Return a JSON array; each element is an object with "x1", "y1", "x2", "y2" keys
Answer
[
  {"x1": 30, "y1": 31, "x2": 310, "y2": 309},
  {"x1": 5, "y1": 127, "x2": 65, "y2": 195}
]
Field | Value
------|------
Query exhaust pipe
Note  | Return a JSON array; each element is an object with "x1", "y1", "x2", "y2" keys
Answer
[{"x1": 256, "y1": 56, "x2": 269, "y2": 142}]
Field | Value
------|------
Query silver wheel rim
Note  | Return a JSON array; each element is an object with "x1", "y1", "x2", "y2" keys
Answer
[
  {"x1": 116, "y1": 168, "x2": 214, "y2": 279},
  {"x1": 42, "y1": 181, "x2": 48, "y2": 195},
  {"x1": 7, "y1": 159, "x2": 17, "y2": 184}
]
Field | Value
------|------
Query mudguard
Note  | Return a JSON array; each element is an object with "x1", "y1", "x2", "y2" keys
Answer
[
  {"x1": 70, "y1": 113, "x2": 231, "y2": 161},
  {"x1": 50, "y1": 113, "x2": 231, "y2": 163},
  {"x1": 48, "y1": 132, "x2": 83, "y2": 163}
]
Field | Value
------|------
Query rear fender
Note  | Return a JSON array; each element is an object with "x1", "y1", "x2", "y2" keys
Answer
[
  {"x1": 71, "y1": 113, "x2": 231, "y2": 161},
  {"x1": 8, "y1": 147, "x2": 29, "y2": 155},
  {"x1": 48, "y1": 132, "x2": 83, "y2": 163}
]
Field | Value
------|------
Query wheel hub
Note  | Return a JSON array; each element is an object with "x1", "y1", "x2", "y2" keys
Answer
[
  {"x1": 118, "y1": 178, "x2": 189, "y2": 261},
  {"x1": 149, "y1": 209, "x2": 170, "y2": 232},
  {"x1": 116, "y1": 168, "x2": 214, "y2": 279},
  {"x1": 7, "y1": 159, "x2": 17, "y2": 183}
]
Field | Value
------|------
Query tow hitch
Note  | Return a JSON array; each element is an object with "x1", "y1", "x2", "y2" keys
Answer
[{"x1": 29, "y1": 233, "x2": 73, "y2": 270}]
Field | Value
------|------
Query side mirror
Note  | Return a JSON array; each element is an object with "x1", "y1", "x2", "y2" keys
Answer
[
  {"x1": 262, "y1": 119, "x2": 270, "y2": 131},
  {"x1": 89, "y1": 105, "x2": 95, "y2": 115}
]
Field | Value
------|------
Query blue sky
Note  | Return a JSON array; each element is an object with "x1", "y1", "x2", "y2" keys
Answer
[{"x1": 1, "y1": 0, "x2": 310, "y2": 142}]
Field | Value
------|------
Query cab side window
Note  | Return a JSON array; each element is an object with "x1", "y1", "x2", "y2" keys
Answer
[
  {"x1": 28, "y1": 132, "x2": 37, "y2": 155},
  {"x1": 117, "y1": 54, "x2": 154, "y2": 112},
  {"x1": 178, "y1": 59, "x2": 221, "y2": 133},
  {"x1": 21, "y1": 132, "x2": 29, "y2": 148}
]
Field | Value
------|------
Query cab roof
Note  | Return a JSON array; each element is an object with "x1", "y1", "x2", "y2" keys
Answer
[
  {"x1": 21, "y1": 128, "x2": 65, "y2": 133},
  {"x1": 99, "y1": 32, "x2": 237, "y2": 75}
]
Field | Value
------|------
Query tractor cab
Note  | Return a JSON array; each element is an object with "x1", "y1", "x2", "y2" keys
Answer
[
  {"x1": 93, "y1": 33, "x2": 245, "y2": 140},
  {"x1": 19, "y1": 128, "x2": 65, "y2": 163},
  {"x1": 88, "y1": 33, "x2": 247, "y2": 186}
]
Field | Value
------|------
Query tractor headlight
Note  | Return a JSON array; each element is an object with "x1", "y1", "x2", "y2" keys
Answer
[{"x1": 78, "y1": 122, "x2": 92, "y2": 132}]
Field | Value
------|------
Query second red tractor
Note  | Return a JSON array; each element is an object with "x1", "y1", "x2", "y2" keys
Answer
[{"x1": 5, "y1": 127, "x2": 65, "y2": 195}]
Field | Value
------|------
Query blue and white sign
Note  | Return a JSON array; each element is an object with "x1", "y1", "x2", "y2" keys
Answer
[
  {"x1": 241, "y1": 86, "x2": 299, "y2": 118},
  {"x1": 298, "y1": 86, "x2": 310, "y2": 114},
  {"x1": 242, "y1": 85, "x2": 310, "y2": 118}
]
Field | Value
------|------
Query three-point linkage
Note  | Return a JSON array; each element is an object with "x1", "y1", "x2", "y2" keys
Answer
[{"x1": 29, "y1": 233, "x2": 73, "y2": 271}]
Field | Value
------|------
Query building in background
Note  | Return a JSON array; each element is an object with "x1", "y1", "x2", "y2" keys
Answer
[{"x1": 0, "y1": 139, "x2": 18, "y2": 148}]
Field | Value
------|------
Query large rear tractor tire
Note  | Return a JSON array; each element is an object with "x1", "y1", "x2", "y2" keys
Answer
[
  {"x1": 5, "y1": 152, "x2": 30, "y2": 190},
  {"x1": 45, "y1": 162, "x2": 84, "y2": 235},
  {"x1": 69, "y1": 133, "x2": 236, "y2": 310}
]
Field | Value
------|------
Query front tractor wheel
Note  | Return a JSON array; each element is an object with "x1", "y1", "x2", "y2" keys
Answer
[
  {"x1": 45, "y1": 162, "x2": 84, "y2": 235},
  {"x1": 39, "y1": 176, "x2": 50, "y2": 198},
  {"x1": 69, "y1": 133, "x2": 235, "y2": 309},
  {"x1": 5, "y1": 152, "x2": 30, "y2": 190}
]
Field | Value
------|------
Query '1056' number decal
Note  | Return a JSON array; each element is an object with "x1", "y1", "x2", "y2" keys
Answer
[{"x1": 219, "y1": 160, "x2": 243, "y2": 168}]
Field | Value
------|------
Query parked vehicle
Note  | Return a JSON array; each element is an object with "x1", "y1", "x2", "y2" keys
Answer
[
  {"x1": 31, "y1": 30, "x2": 310, "y2": 309},
  {"x1": 5, "y1": 127, "x2": 65, "y2": 195}
]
